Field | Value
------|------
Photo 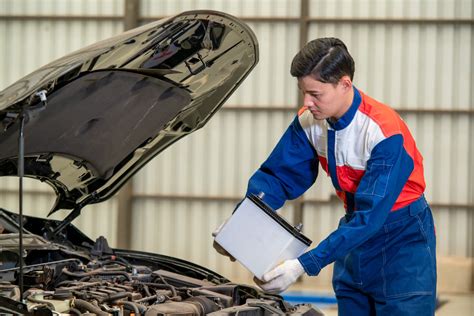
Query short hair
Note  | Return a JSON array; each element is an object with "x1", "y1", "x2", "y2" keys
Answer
[{"x1": 290, "y1": 37, "x2": 355, "y2": 84}]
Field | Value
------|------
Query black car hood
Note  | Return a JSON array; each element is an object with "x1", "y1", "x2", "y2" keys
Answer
[{"x1": 0, "y1": 10, "x2": 258, "y2": 215}]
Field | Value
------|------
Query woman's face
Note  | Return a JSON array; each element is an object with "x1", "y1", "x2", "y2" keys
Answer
[{"x1": 298, "y1": 75, "x2": 353, "y2": 121}]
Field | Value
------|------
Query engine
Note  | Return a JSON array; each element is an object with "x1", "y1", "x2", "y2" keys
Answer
[{"x1": 0, "y1": 256, "x2": 319, "y2": 315}]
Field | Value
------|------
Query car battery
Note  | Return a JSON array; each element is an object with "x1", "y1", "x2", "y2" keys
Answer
[{"x1": 214, "y1": 194, "x2": 312, "y2": 280}]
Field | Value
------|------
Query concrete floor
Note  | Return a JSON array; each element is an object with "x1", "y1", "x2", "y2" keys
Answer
[
  {"x1": 284, "y1": 288, "x2": 474, "y2": 316},
  {"x1": 434, "y1": 294, "x2": 474, "y2": 316}
]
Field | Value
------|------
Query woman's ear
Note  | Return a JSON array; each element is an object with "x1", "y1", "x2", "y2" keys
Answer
[{"x1": 339, "y1": 75, "x2": 353, "y2": 91}]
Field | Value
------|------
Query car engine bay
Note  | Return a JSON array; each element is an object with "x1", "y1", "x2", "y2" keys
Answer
[{"x1": 0, "y1": 210, "x2": 321, "y2": 315}]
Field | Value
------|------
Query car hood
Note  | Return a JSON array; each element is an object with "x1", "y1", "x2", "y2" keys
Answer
[{"x1": 0, "y1": 10, "x2": 258, "y2": 215}]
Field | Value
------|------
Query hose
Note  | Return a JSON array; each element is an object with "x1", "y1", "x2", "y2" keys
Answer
[
  {"x1": 112, "y1": 284, "x2": 134, "y2": 292},
  {"x1": 138, "y1": 282, "x2": 177, "y2": 298},
  {"x1": 68, "y1": 307, "x2": 82, "y2": 315},
  {"x1": 71, "y1": 289, "x2": 106, "y2": 302},
  {"x1": 73, "y1": 299, "x2": 109, "y2": 316},
  {"x1": 96, "y1": 260, "x2": 129, "y2": 270},
  {"x1": 62, "y1": 267, "x2": 132, "y2": 281},
  {"x1": 104, "y1": 291, "x2": 133, "y2": 302},
  {"x1": 143, "y1": 284, "x2": 152, "y2": 297},
  {"x1": 121, "y1": 301, "x2": 143, "y2": 315},
  {"x1": 135, "y1": 294, "x2": 168, "y2": 304},
  {"x1": 58, "y1": 281, "x2": 105, "y2": 291}
]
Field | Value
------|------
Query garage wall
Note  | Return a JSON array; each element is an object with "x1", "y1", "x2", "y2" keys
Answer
[
  {"x1": 0, "y1": 0, "x2": 472, "y2": 286},
  {"x1": 0, "y1": 0, "x2": 123, "y2": 245},
  {"x1": 0, "y1": 0, "x2": 124, "y2": 87},
  {"x1": 132, "y1": 0, "x2": 474, "y2": 282}
]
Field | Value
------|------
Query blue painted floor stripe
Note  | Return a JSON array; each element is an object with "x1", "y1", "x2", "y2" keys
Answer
[{"x1": 282, "y1": 291, "x2": 337, "y2": 305}]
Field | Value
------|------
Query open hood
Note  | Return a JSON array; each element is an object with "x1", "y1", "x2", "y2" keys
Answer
[{"x1": 0, "y1": 10, "x2": 258, "y2": 215}]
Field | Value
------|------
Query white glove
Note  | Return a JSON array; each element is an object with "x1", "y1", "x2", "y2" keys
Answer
[
  {"x1": 212, "y1": 219, "x2": 236, "y2": 262},
  {"x1": 255, "y1": 259, "x2": 305, "y2": 294},
  {"x1": 212, "y1": 220, "x2": 227, "y2": 237}
]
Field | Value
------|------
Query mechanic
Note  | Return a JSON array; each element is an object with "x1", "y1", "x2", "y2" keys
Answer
[{"x1": 215, "y1": 37, "x2": 436, "y2": 316}]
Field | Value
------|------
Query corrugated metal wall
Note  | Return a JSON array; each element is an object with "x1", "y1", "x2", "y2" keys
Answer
[
  {"x1": 0, "y1": 0, "x2": 472, "y2": 287},
  {"x1": 0, "y1": 0, "x2": 123, "y2": 244},
  {"x1": 133, "y1": 0, "x2": 474, "y2": 284}
]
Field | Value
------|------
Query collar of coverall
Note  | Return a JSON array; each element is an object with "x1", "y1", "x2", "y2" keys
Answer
[{"x1": 326, "y1": 86, "x2": 361, "y2": 131}]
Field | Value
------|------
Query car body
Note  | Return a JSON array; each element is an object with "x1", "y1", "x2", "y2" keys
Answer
[{"x1": 0, "y1": 10, "x2": 322, "y2": 315}]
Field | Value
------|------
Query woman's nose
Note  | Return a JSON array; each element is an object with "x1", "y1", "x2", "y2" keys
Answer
[{"x1": 303, "y1": 94, "x2": 315, "y2": 108}]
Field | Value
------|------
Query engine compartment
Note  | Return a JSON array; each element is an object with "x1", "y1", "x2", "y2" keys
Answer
[
  {"x1": 1, "y1": 257, "x2": 256, "y2": 314},
  {"x1": 0, "y1": 252, "x2": 320, "y2": 315},
  {"x1": 0, "y1": 210, "x2": 320, "y2": 315}
]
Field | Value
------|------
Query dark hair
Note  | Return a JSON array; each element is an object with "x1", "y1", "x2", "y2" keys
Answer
[{"x1": 290, "y1": 37, "x2": 355, "y2": 84}]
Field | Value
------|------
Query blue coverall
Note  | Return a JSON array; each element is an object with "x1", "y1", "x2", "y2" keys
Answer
[{"x1": 246, "y1": 87, "x2": 437, "y2": 315}]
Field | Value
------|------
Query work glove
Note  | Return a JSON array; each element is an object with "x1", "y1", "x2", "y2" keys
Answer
[
  {"x1": 212, "y1": 220, "x2": 236, "y2": 262},
  {"x1": 254, "y1": 259, "x2": 305, "y2": 294}
]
